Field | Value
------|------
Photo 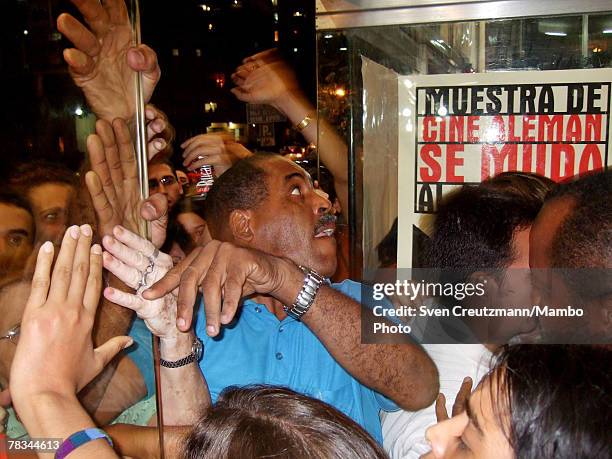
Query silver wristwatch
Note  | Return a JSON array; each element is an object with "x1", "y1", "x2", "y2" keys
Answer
[
  {"x1": 160, "y1": 337, "x2": 204, "y2": 368},
  {"x1": 283, "y1": 265, "x2": 325, "y2": 320}
]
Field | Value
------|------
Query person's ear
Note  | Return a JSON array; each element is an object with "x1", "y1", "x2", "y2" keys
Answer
[
  {"x1": 229, "y1": 209, "x2": 254, "y2": 243},
  {"x1": 469, "y1": 271, "x2": 499, "y2": 302}
]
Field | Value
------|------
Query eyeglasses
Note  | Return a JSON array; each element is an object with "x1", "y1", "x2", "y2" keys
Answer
[{"x1": 149, "y1": 175, "x2": 177, "y2": 190}]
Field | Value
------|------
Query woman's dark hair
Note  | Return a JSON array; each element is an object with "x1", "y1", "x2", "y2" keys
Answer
[
  {"x1": 376, "y1": 218, "x2": 398, "y2": 268},
  {"x1": 182, "y1": 385, "x2": 388, "y2": 459},
  {"x1": 489, "y1": 345, "x2": 611, "y2": 459}
]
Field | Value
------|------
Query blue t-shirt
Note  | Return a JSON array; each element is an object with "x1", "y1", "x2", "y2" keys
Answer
[{"x1": 194, "y1": 279, "x2": 398, "y2": 443}]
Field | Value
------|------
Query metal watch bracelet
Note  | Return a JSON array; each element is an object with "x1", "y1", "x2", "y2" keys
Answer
[{"x1": 283, "y1": 265, "x2": 325, "y2": 320}]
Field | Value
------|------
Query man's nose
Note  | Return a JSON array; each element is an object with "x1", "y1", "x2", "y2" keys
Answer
[{"x1": 313, "y1": 191, "x2": 332, "y2": 215}]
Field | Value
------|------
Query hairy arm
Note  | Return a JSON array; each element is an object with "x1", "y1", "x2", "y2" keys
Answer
[{"x1": 270, "y1": 265, "x2": 439, "y2": 411}]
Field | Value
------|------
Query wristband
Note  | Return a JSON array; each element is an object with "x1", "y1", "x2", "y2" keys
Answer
[{"x1": 55, "y1": 428, "x2": 113, "y2": 458}]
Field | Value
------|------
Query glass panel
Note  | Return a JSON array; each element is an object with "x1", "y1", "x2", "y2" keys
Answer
[
  {"x1": 317, "y1": 12, "x2": 612, "y2": 273},
  {"x1": 0, "y1": 0, "x2": 159, "y2": 449}
]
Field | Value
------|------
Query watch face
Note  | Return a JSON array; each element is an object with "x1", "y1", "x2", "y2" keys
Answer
[{"x1": 192, "y1": 338, "x2": 204, "y2": 361}]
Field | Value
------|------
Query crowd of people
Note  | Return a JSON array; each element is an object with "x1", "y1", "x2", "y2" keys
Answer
[{"x1": 0, "y1": 0, "x2": 609, "y2": 458}]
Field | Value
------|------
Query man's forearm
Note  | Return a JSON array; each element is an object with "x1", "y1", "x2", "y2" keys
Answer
[
  {"x1": 159, "y1": 333, "x2": 210, "y2": 425},
  {"x1": 305, "y1": 287, "x2": 438, "y2": 410},
  {"x1": 271, "y1": 265, "x2": 438, "y2": 410},
  {"x1": 81, "y1": 274, "x2": 137, "y2": 416}
]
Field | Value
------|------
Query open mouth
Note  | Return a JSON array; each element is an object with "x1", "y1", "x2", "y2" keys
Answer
[
  {"x1": 314, "y1": 227, "x2": 335, "y2": 238},
  {"x1": 314, "y1": 214, "x2": 337, "y2": 238}
]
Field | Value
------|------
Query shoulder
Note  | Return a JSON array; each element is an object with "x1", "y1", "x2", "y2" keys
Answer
[{"x1": 330, "y1": 279, "x2": 363, "y2": 300}]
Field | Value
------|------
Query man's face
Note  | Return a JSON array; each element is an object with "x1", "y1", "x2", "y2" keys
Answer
[
  {"x1": 0, "y1": 204, "x2": 34, "y2": 279},
  {"x1": 247, "y1": 157, "x2": 337, "y2": 277},
  {"x1": 27, "y1": 183, "x2": 74, "y2": 244},
  {"x1": 529, "y1": 197, "x2": 585, "y2": 340},
  {"x1": 148, "y1": 163, "x2": 182, "y2": 210},
  {"x1": 492, "y1": 227, "x2": 539, "y2": 341}
]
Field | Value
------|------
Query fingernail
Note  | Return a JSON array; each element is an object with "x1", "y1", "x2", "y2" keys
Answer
[
  {"x1": 114, "y1": 225, "x2": 124, "y2": 235},
  {"x1": 105, "y1": 287, "x2": 115, "y2": 295},
  {"x1": 92, "y1": 244, "x2": 102, "y2": 254},
  {"x1": 69, "y1": 225, "x2": 79, "y2": 239},
  {"x1": 81, "y1": 224, "x2": 92, "y2": 237},
  {"x1": 42, "y1": 241, "x2": 53, "y2": 253},
  {"x1": 143, "y1": 202, "x2": 157, "y2": 217},
  {"x1": 132, "y1": 49, "x2": 145, "y2": 65},
  {"x1": 103, "y1": 235, "x2": 113, "y2": 246},
  {"x1": 207, "y1": 325, "x2": 217, "y2": 335},
  {"x1": 177, "y1": 318, "x2": 186, "y2": 329},
  {"x1": 155, "y1": 140, "x2": 164, "y2": 149},
  {"x1": 123, "y1": 338, "x2": 134, "y2": 349}
]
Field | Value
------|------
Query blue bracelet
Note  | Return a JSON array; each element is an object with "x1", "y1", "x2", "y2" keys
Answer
[{"x1": 55, "y1": 427, "x2": 113, "y2": 459}]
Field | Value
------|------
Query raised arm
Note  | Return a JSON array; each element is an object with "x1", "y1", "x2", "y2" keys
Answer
[
  {"x1": 57, "y1": 0, "x2": 160, "y2": 122},
  {"x1": 145, "y1": 242, "x2": 439, "y2": 411},
  {"x1": 102, "y1": 226, "x2": 210, "y2": 425},
  {"x1": 79, "y1": 118, "x2": 168, "y2": 421},
  {"x1": 231, "y1": 49, "x2": 349, "y2": 212},
  {"x1": 10, "y1": 225, "x2": 129, "y2": 458}
]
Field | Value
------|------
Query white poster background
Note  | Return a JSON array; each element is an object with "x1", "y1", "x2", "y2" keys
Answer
[{"x1": 397, "y1": 69, "x2": 612, "y2": 268}]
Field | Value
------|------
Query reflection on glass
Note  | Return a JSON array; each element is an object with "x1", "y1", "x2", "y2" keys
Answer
[
  {"x1": 0, "y1": 0, "x2": 158, "y2": 446},
  {"x1": 317, "y1": 11, "x2": 612, "y2": 273}
]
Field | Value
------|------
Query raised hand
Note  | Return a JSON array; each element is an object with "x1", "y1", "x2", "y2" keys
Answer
[
  {"x1": 10, "y1": 225, "x2": 133, "y2": 404},
  {"x1": 435, "y1": 377, "x2": 473, "y2": 422},
  {"x1": 86, "y1": 118, "x2": 168, "y2": 248},
  {"x1": 101, "y1": 225, "x2": 177, "y2": 340},
  {"x1": 144, "y1": 240, "x2": 303, "y2": 337},
  {"x1": 146, "y1": 104, "x2": 173, "y2": 160},
  {"x1": 57, "y1": 0, "x2": 161, "y2": 122},
  {"x1": 231, "y1": 49, "x2": 300, "y2": 110},
  {"x1": 181, "y1": 133, "x2": 252, "y2": 176}
]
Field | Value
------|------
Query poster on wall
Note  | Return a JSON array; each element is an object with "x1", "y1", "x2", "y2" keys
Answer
[{"x1": 397, "y1": 69, "x2": 612, "y2": 268}]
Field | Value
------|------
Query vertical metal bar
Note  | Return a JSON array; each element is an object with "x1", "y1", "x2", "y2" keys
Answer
[
  {"x1": 582, "y1": 14, "x2": 589, "y2": 61},
  {"x1": 478, "y1": 21, "x2": 486, "y2": 72},
  {"x1": 315, "y1": 33, "x2": 321, "y2": 183},
  {"x1": 346, "y1": 37, "x2": 358, "y2": 278},
  {"x1": 130, "y1": 1, "x2": 165, "y2": 457}
]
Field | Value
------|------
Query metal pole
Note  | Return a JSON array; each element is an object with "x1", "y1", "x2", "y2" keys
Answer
[
  {"x1": 582, "y1": 14, "x2": 589, "y2": 62},
  {"x1": 130, "y1": 1, "x2": 165, "y2": 457}
]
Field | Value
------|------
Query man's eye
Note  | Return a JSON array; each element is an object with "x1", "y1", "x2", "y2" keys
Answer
[
  {"x1": 291, "y1": 186, "x2": 301, "y2": 196},
  {"x1": 44, "y1": 212, "x2": 59, "y2": 221},
  {"x1": 8, "y1": 235, "x2": 25, "y2": 247}
]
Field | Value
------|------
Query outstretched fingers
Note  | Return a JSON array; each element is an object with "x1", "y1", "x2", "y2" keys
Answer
[
  {"x1": 66, "y1": 225, "x2": 94, "y2": 306},
  {"x1": 47, "y1": 226, "x2": 80, "y2": 304},
  {"x1": 69, "y1": 0, "x2": 111, "y2": 36},
  {"x1": 25, "y1": 242, "x2": 55, "y2": 312}
]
